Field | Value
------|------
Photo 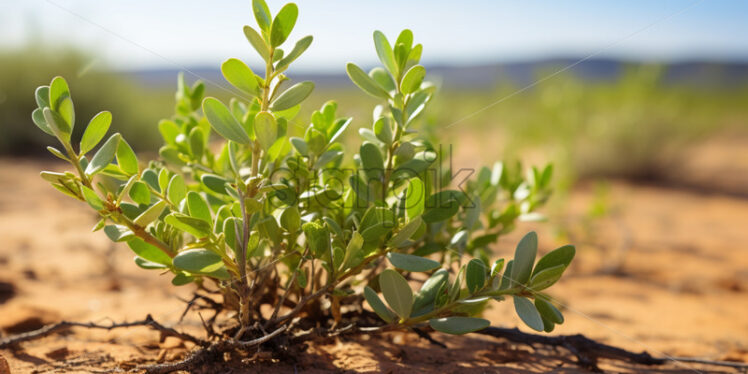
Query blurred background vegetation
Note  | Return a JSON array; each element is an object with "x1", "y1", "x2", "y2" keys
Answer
[{"x1": 2, "y1": 46, "x2": 747, "y2": 192}]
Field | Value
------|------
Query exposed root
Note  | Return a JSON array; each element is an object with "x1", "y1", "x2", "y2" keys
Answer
[
  {"x1": 136, "y1": 325, "x2": 287, "y2": 374},
  {"x1": 475, "y1": 326, "x2": 748, "y2": 372},
  {"x1": 0, "y1": 314, "x2": 203, "y2": 349}
]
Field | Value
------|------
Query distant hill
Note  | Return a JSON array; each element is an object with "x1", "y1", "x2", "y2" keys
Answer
[{"x1": 125, "y1": 58, "x2": 748, "y2": 90}]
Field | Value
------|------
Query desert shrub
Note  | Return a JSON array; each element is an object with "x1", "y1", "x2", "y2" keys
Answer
[{"x1": 31, "y1": 0, "x2": 574, "y2": 341}]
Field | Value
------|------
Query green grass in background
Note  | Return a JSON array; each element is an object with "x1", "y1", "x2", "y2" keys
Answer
[{"x1": 0, "y1": 47, "x2": 173, "y2": 154}]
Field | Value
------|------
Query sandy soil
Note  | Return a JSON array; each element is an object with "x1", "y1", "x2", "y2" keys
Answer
[{"x1": 0, "y1": 157, "x2": 746, "y2": 373}]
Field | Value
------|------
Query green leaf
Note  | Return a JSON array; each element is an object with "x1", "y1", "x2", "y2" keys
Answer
[
  {"x1": 533, "y1": 245, "x2": 575, "y2": 276},
  {"x1": 466, "y1": 258, "x2": 487, "y2": 294},
  {"x1": 134, "y1": 200, "x2": 166, "y2": 226},
  {"x1": 341, "y1": 231, "x2": 365, "y2": 270},
  {"x1": 104, "y1": 225, "x2": 134, "y2": 242},
  {"x1": 270, "y1": 81, "x2": 314, "y2": 111},
  {"x1": 302, "y1": 221, "x2": 330, "y2": 258},
  {"x1": 269, "y1": 3, "x2": 298, "y2": 47},
  {"x1": 373, "y1": 31, "x2": 398, "y2": 77},
  {"x1": 189, "y1": 127, "x2": 204, "y2": 159},
  {"x1": 359, "y1": 142, "x2": 384, "y2": 181},
  {"x1": 405, "y1": 178, "x2": 424, "y2": 220},
  {"x1": 49, "y1": 76, "x2": 70, "y2": 111},
  {"x1": 80, "y1": 111, "x2": 111, "y2": 154},
  {"x1": 276, "y1": 35, "x2": 313, "y2": 71},
  {"x1": 134, "y1": 257, "x2": 168, "y2": 270},
  {"x1": 450, "y1": 265, "x2": 464, "y2": 301},
  {"x1": 201, "y1": 174, "x2": 228, "y2": 195},
  {"x1": 243, "y1": 25, "x2": 270, "y2": 62},
  {"x1": 490, "y1": 258, "x2": 505, "y2": 278},
  {"x1": 422, "y1": 199, "x2": 459, "y2": 223},
  {"x1": 373, "y1": 117, "x2": 392, "y2": 145},
  {"x1": 42, "y1": 107, "x2": 71, "y2": 141},
  {"x1": 31, "y1": 108, "x2": 54, "y2": 136},
  {"x1": 187, "y1": 191, "x2": 212, "y2": 223},
  {"x1": 85, "y1": 133, "x2": 121, "y2": 176},
  {"x1": 379, "y1": 269, "x2": 413, "y2": 319},
  {"x1": 386, "y1": 252, "x2": 439, "y2": 272},
  {"x1": 279, "y1": 207, "x2": 300, "y2": 234},
  {"x1": 499, "y1": 260, "x2": 514, "y2": 290},
  {"x1": 364, "y1": 286, "x2": 394, "y2": 323},
  {"x1": 165, "y1": 213, "x2": 213, "y2": 238},
  {"x1": 116, "y1": 137, "x2": 139, "y2": 175},
  {"x1": 400, "y1": 65, "x2": 426, "y2": 94},
  {"x1": 528, "y1": 264, "x2": 566, "y2": 291},
  {"x1": 173, "y1": 248, "x2": 229, "y2": 279},
  {"x1": 202, "y1": 97, "x2": 251, "y2": 144},
  {"x1": 129, "y1": 181, "x2": 151, "y2": 205},
  {"x1": 429, "y1": 317, "x2": 490, "y2": 335},
  {"x1": 171, "y1": 272, "x2": 195, "y2": 284},
  {"x1": 510, "y1": 231, "x2": 538, "y2": 285},
  {"x1": 127, "y1": 238, "x2": 171, "y2": 266},
  {"x1": 35, "y1": 85, "x2": 50, "y2": 108},
  {"x1": 371, "y1": 70, "x2": 396, "y2": 97},
  {"x1": 58, "y1": 97, "x2": 75, "y2": 131},
  {"x1": 221, "y1": 58, "x2": 259, "y2": 96},
  {"x1": 81, "y1": 185, "x2": 104, "y2": 210},
  {"x1": 513, "y1": 296, "x2": 544, "y2": 332},
  {"x1": 167, "y1": 174, "x2": 187, "y2": 204},
  {"x1": 387, "y1": 216, "x2": 422, "y2": 248},
  {"x1": 254, "y1": 111, "x2": 278, "y2": 151},
  {"x1": 289, "y1": 137, "x2": 308, "y2": 156},
  {"x1": 412, "y1": 269, "x2": 448, "y2": 312},
  {"x1": 251, "y1": 0, "x2": 272, "y2": 33},
  {"x1": 396, "y1": 29, "x2": 414, "y2": 51},
  {"x1": 535, "y1": 298, "x2": 564, "y2": 324},
  {"x1": 346, "y1": 63, "x2": 390, "y2": 99}
]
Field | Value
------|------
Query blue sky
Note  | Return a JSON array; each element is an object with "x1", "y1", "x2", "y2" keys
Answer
[{"x1": 2, "y1": 0, "x2": 747, "y2": 72}]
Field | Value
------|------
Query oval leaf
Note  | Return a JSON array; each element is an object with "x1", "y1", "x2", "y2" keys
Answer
[
  {"x1": 513, "y1": 296, "x2": 544, "y2": 332},
  {"x1": 387, "y1": 252, "x2": 439, "y2": 272},
  {"x1": 173, "y1": 248, "x2": 227, "y2": 278},
  {"x1": 510, "y1": 231, "x2": 538, "y2": 285},
  {"x1": 364, "y1": 286, "x2": 394, "y2": 323},
  {"x1": 243, "y1": 25, "x2": 270, "y2": 62},
  {"x1": 535, "y1": 298, "x2": 564, "y2": 324},
  {"x1": 387, "y1": 216, "x2": 422, "y2": 248},
  {"x1": 85, "y1": 133, "x2": 121, "y2": 176},
  {"x1": 379, "y1": 269, "x2": 413, "y2": 319},
  {"x1": 465, "y1": 258, "x2": 487, "y2": 294},
  {"x1": 373, "y1": 31, "x2": 397, "y2": 76},
  {"x1": 533, "y1": 245, "x2": 575, "y2": 276},
  {"x1": 221, "y1": 58, "x2": 259, "y2": 96},
  {"x1": 202, "y1": 97, "x2": 250, "y2": 144},
  {"x1": 429, "y1": 317, "x2": 490, "y2": 335},
  {"x1": 269, "y1": 3, "x2": 298, "y2": 47},
  {"x1": 405, "y1": 177, "x2": 424, "y2": 220},
  {"x1": 400, "y1": 65, "x2": 426, "y2": 94},
  {"x1": 346, "y1": 63, "x2": 390, "y2": 99},
  {"x1": 80, "y1": 111, "x2": 112, "y2": 154},
  {"x1": 254, "y1": 111, "x2": 278, "y2": 151},
  {"x1": 528, "y1": 264, "x2": 566, "y2": 291},
  {"x1": 270, "y1": 81, "x2": 314, "y2": 111},
  {"x1": 412, "y1": 269, "x2": 448, "y2": 312},
  {"x1": 116, "y1": 137, "x2": 139, "y2": 175}
]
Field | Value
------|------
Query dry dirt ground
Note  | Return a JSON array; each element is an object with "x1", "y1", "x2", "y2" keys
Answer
[{"x1": 0, "y1": 155, "x2": 746, "y2": 373}]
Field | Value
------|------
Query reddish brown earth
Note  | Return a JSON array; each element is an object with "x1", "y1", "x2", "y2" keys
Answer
[{"x1": 0, "y1": 148, "x2": 746, "y2": 373}]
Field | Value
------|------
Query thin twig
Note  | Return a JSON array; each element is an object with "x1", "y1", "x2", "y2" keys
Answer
[{"x1": 0, "y1": 314, "x2": 202, "y2": 349}]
